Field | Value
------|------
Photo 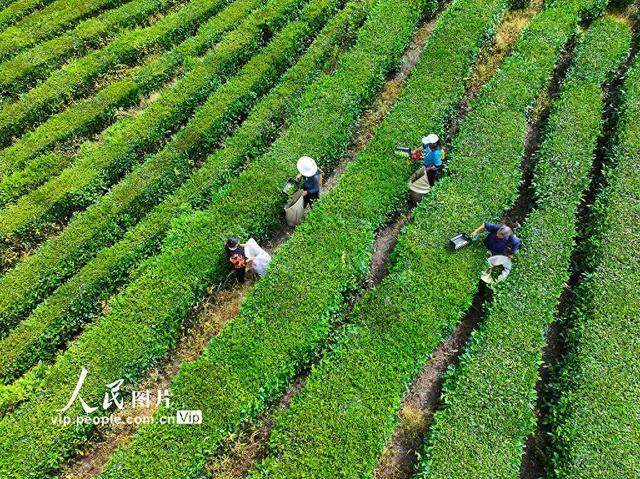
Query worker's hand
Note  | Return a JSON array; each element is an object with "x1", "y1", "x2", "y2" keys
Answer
[
  {"x1": 246, "y1": 257, "x2": 254, "y2": 264},
  {"x1": 295, "y1": 174, "x2": 302, "y2": 180},
  {"x1": 508, "y1": 255, "x2": 513, "y2": 260},
  {"x1": 302, "y1": 190, "x2": 308, "y2": 196},
  {"x1": 471, "y1": 234, "x2": 478, "y2": 241}
]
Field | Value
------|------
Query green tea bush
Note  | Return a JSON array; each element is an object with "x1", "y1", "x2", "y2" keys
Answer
[
  {"x1": 0, "y1": 0, "x2": 313, "y2": 337},
  {"x1": 549, "y1": 46, "x2": 640, "y2": 479}
]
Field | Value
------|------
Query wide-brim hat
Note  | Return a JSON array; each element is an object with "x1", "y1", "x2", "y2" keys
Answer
[{"x1": 297, "y1": 156, "x2": 318, "y2": 177}]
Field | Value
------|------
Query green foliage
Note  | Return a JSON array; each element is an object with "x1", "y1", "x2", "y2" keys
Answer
[
  {"x1": 0, "y1": 0, "x2": 178, "y2": 99},
  {"x1": 0, "y1": 0, "x2": 54, "y2": 30},
  {"x1": 416, "y1": 17, "x2": 630, "y2": 479},
  {"x1": 549, "y1": 46, "x2": 640, "y2": 479},
  {"x1": 0, "y1": 0, "x2": 129, "y2": 61},
  {"x1": 237, "y1": 2, "x2": 610, "y2": 478},
  {"x1": 0, "y1": 0, "x2": 242, "y2": 151},
  {"x1": 0, "y1": 0, "x2": 362, "y2": 384},
  {"x1": 0, "y1": 0, "x2": 318, "y2": 343},
  {"x1": 0, "y1": 0, "x2": 417, "y2": 475},
  {"x1": 0, "y1": 0, "x2": 305, "y2": 243}
]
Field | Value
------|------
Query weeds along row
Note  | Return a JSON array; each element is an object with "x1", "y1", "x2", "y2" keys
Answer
[
  {"x1": 417, "y1": 16, "x2": 631, "y2": 479},
  {"x1": 0, "y1": 0, "x2": 255, "y2": 161},
  {"x1": 0, "y1": 0, "x2": 366, "y2": 386},
  {"x1": 0, "y1": 0, "x2": 434, "y2": 476},
  {"x1": 234, "y1": 0, "x2": 609, "y2": 477},
  {"x1": 0, "y1": 0, "x2": 315, "y2": 332},
  {"x1": 0, "y1": 0, "x2": 129, "y2": 62},
  {"x1": 548, "y1": 48, "x2": 640, "y2": 479},
  {"x1": 0, "y1": 0, "x2": 182, "y2": 99}
]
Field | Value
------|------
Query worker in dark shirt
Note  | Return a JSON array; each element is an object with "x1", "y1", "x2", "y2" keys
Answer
[
  {"x1": 224, "y1": 237, "x2": 252, "y2": 283},
  {"x1": 471, "y1": 222, "x2": 521, "y2": 258},
  {"x1": 295, "y1": 156, "x2": 322, "y2": 208}
]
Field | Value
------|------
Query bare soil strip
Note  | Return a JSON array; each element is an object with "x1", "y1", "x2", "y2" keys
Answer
[
  {"x1": 519, "y1": 8, "x2": 640, "y2": 478},
  {"x1": 58, "y1": 10, "x2": 441, "y2": 478},
  {"x1": 446, "y1": 0, "x2": 544, "y2": 141},
  {"x1": 372, "y1": 8, "x2": 578, "y2": 479},
  {"x1": 373, "y1": 286, "x2": 490, "y2": 479},
  {"x1": 61, "y1": 282, "x2": 252, "y2": 479}
]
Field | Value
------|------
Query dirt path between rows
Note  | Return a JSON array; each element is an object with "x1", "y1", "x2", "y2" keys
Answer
[{"x1": 61, "y1": 282, "x2": 252, "y2": 479}]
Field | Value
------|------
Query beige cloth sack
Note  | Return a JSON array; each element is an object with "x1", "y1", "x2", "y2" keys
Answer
[
  {"x1": 284, "y1": 190, "x2": 305, "y2": 226},
  {"x1": 409, "y1": 167, "x2": 430, "y2": 203}
]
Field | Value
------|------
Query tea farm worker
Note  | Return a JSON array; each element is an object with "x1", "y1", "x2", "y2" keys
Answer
[
  {"x1": 224, "y1": 236, "x2": 253, "y2": 284},
  {"x1": 412, "y1": 133, "x2": 444, "y2": 186},
  {"x1": 295, "y1": 156, "x2": 323, "y2": 208},
  {"x1": 470, "y1": 223, "x2": 521, "y2": 259}
]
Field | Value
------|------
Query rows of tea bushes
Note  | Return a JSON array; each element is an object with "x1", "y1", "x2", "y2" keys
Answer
[
  {"x1": 549, "y1": 48, "x2": 640, "y2": 479},
  {"x1": 0, "y1": 0, "x2": 316, "y2": 337},
  {"x1": 415, "y1": 17, "x2": 630, "y2": 479},
  {"x1": 0, "y1": 0, "x2": 363, "y2": 382},
  {"x1": 235, "y1": 0, "x2": 609, "y2": 477},
  {"x1": 0, "y1": 0, "x2": 128, "y2": 61},
  {"x1": 0, "y1": 0, "x2": 54, "y2": 30},
  {"x1": 0, "y1": 0, "x2": 435, "y2": 476},
  {"x1": 0, "y1": 0, "x2": 265, "y2": 204},
  {"x1": 0, "y1": 0, "x2": 178, "y2": 98},
  {"x1": 0, "y1": 0, "x2": 307, "y2": 245},
  {"x1": 0, "y1": 0, "x2": 244, "y2": 151}
]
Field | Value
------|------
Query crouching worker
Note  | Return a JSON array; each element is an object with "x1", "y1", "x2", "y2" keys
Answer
[
  {"x1": 225, "y1": 237, "x2": 273, "y2": 283},
  {"x1": 295, "y1": 156, "x2": 323, "y2": 208},
  {"x1": 412, "y1": 133, "x2": 444, "y2": 186},
  {"x1": 470, "y1": 222, "x2": 521, "y2": 283},
  {"x1": 225, "y1": 237, "x2": 252, "y2": 284}
]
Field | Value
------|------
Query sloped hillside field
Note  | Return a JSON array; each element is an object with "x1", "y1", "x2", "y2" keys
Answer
[{"x1": 0, "y1": 0, "x2": 637, "y2": 477}]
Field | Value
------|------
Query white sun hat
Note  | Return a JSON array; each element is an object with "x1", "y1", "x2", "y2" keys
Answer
[
  {"x1": 422, "y1": 133, "x2": 439, "y2": 145},
  {"x1": 297, "y1": 156, "x2": 318, "y2": 177}
]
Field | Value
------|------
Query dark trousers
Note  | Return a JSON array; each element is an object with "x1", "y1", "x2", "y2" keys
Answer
[
  {"x1": 303, "y1": 190, "x2": 320, "y2": 208},
  {"x1": 234, "y1": 267, "x2": 246, "y2": 283},
  {"x1": 426, "y1": 167, "x2": 443, "y2": 187}
]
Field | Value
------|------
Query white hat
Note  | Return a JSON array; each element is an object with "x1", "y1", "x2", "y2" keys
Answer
[
  {"x1": 297, "y1": 156, "x2": 318, "y2": 177},
  {"x1": 422, "y1": 133, "x2": 439, "y2": 145}
]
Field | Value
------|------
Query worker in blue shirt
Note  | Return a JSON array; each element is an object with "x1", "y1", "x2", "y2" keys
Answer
[
  {"x1": 412, "y1": 133, "x2": 445, "y2": 186},
  {"x1": 295, "y1": 156, "x2": 323, "y2": 208},
  {"x1": 471, "y1": 222, "x2": 521, "y2": 258}
]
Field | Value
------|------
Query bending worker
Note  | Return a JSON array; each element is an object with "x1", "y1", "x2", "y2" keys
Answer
[
  {"x1": 295, "y1": 156, "x2": 323, "y2": 208},
  {"x1": 412, "y1": 133, "x2": 444, "y2": 186},
  {"x1": 470, "y1": 222, "x2": 521, "y2": 283},
  {"x1": 224, "y1": 236, "x2": 252, "y2": 284}
]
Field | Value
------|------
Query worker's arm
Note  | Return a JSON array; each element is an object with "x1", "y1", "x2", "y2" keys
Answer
[
  {"x1": 412, "y1": 145, "x2": 424, "y2": 157},
  {"x1": 471, "y1": 223, "x2": 485, "y2": 238},
  {"x1": 508, "y1": 235, "x2": 522, "y2": 258}
]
